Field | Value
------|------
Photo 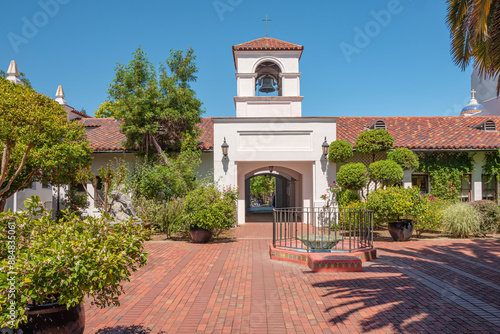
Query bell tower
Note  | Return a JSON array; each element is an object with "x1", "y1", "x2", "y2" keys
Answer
[{"x1": 232, "y1": 37, "x2": 304, "y2": 117}]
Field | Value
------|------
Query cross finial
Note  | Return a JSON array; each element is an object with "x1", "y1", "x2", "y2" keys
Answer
[
  {"x1": 262, "y1": 14, "x2": 271, "y2": 37},
  {"x1": 471, "y1": 89, "x2": 477, "y2": 99}
]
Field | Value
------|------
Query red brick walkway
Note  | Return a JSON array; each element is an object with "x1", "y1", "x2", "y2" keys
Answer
[{"x1": 84, "y1": 224, "x2": 500, "y2": 333}]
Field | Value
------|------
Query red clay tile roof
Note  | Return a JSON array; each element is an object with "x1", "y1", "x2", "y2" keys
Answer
[
  {"x1": 64, "y1": 105, "x2": 92, "y2": 118},
  {"x1": 197, "y1": 117, "x2": 214, "y2": 151},
  {"x1": 81, "y1": 118, "x2": 215, "y2": 152},
  {"x1": 337, "y1": 116, "x2": 500, "y2": 150},
  {"x1": 81, "y1": 118, "x2": 128, "y2": 152},
  {"x1": 233, "y1": 37, "x2": 304, "y2": 51}
]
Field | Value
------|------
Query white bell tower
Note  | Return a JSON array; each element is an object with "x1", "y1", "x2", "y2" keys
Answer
[{"x1": 232, "y1": 37, "x2": 304, "y2": 117}]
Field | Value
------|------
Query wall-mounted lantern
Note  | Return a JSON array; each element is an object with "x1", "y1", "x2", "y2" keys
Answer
[
  {"x1": 322, "y1": 137, "x2": 329, "y2": 158},
  {"x1": 221, "y1": 137, "x2": 229, "y2": 158}
]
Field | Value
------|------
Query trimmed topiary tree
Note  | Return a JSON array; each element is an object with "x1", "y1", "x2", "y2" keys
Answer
[
  {"x1": 388, "y1": 147, "x2": 419, "y2": 170},
  {"x1": 368, "y1": 160, "x2": 404, "y2": 188},
  {"x1": 354, "y1": 129, "x2": 394, "y2": 161},
  {"x1": 328, "y1": 140, "x2": 353, "y2": 163},
  {"x1": 336, "y1": 163, "x2": 368, "y2": 194}
]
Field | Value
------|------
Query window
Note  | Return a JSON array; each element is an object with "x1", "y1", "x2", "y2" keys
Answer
[
  {"x1": 460, "y1": 174, "x2": 472, "y2": 202},
  {"x1": 482, "y1": 175, "x2": 497, "y2": 201},
  {"x1": 473, "y1": 119, "x2": 497, "y2": 132},
  {"x1": 412, "y1": 174, "x2": 429, "y2": 195},
  {"x1": 42, "y1": 183, "x2": 51, "y2": 189},
  {"x1": 369, "y1": 120, "x2": 386, "y2": 130}
]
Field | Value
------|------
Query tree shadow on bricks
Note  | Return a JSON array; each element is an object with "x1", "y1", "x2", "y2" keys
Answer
[
  {"x1": 312, "y1": 258, "x2": 499, "y2": 333},
  {"x1": 94, "y1": 325, "x2": 167, "y2": 334}
]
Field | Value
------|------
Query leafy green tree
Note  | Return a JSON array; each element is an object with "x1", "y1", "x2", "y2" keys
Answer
[
  {"x1": 130, "y1": 134, "x2": 201, "y2": 202},
  {"x1": 368, "y1": 160, "x2": 404, "y2": 189},
  {"x1": 328, "y1": 140, "x2": 353, "y2": 163},
  {"x1": 0, "y1": 78, "x2": 92, "y2": 211},
  {"x1": 94, "y1": 101, "x2": 119, "y2": 118},
  {"x1": 446, "y1": 0, "x2": 500, "y2": 93},
  {"x1": 0, "y1": 70, "x2": 32, "y2": 88},
  {"x1": 354, "y1": 129, "x2": 394, "y2": 162},
  {"x1": 250, "y1": 175, "x2": 275, "y2": 205},
  {"x1": 108, "y1": 47, "x2": 203, "y2": 159},
  {"x1": 388, "y1": 147, "x2": 419, "y2": 170}
]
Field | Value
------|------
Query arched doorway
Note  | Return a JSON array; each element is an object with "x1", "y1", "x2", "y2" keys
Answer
[{"x1": 244, "y1": 166, "x2": 301, "y2": 222}]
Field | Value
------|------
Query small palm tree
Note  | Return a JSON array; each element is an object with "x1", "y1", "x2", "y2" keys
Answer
[{"x1": 447, "y1": 0, "x2": 500, "y2": 93}]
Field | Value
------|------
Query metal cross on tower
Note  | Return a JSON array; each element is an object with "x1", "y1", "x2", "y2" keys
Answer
[
  {"x1": 262, "y1": 15, "x2": 271, "y2": 37},
  {"x1": 471, "y1": 89, "x2": 477, "y2": 99}
]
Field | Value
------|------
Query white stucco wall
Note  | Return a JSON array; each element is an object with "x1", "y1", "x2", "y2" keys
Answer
[{"x1": 213, "y1": 117, "x2": 337, "y2": 224}]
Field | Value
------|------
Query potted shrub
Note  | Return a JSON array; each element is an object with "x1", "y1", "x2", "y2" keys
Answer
[
  {"x1": 366, "y1": 186, "x2": 422, "y2": 241},
  {"x1": 184, "y1": 183, "x2": 238, "y2": 243},
  {"x1": 0, "y1": 196, "x2": 149, "y2": 333}
]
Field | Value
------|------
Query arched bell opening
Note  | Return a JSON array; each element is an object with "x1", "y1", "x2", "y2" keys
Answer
[{"x1": 255, "y1": 61, "x2": 282, "y2": 97}]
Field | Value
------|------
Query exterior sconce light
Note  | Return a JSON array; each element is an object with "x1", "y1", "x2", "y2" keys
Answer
[
  {"x1": 221, "y1": 137, "x2": 229, "y2": 158},
  {"x1": 322, "y1": 137, "x2": 329, "y2": 158},
  {"x1": 269, "y1": 166, "x2": 274, "y2": 173}
]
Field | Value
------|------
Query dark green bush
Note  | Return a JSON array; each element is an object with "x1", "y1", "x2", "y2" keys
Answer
[
  {"x1": 471, "y1": 200, "x2": 500, "y2": 235},
  {"x1": 368, "y1": 160, "x2": 404, "y2": 187},
  {"x1": 134, "y1": 197, "x2": 186, "y2": 238},
  {"x1": 336, "y1": 163, "x2": 368, "y2": 191},
  {"x1": 328, "y1": 140, "x2": 353, "y2": 163},
  {"x1": 354, "y1": 129, "x2": 394, "y2": 155},
  {"x1": 388, "y1": 148, "x2": 419, "y2": 170}
]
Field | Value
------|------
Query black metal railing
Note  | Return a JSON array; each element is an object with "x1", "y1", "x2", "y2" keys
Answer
[{"x1": 273, "y1": 207, "x2": 374, "y2": 252}]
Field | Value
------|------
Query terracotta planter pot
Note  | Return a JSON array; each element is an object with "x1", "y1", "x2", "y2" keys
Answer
[
  {"x1": 190, "y1": 227, "x2": 213, "y2": 243},
  {"x1": 388, "y1": 219, "x2": 413, "y2": 242},
  {"x1": 12, "y1": 302, "x2": 85, "y2": 334}
]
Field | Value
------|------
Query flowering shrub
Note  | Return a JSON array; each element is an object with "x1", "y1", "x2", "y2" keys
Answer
[
  {"x1": 0, "y1": 196, "x2": 149, "y2": 329},
  {"x1": 320, "y1": 181, "x2": 341, "y2": 208},
  {"x1": 337, "y1": 189, "x2": 361, "y2": 208},
  {"x1": 366, "y1": 186, "x2": 421, "y2": 228},
  {"x1": 337, "y1": 201, "x2": 368, "y2": 229},
  {"x1": 184, "y1": 183, "x2": 238, "y2": 237},
  {"x1": 413, "y1": 195, "x2": 446, "y2": 235}
]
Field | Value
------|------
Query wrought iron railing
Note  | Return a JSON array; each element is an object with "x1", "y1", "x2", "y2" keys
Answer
[{"x1": 273, "y1": 207, "x2": 374, "y2": 252}]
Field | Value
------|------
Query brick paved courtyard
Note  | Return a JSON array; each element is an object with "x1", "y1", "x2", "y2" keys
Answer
[{"x1": 84, "y1": 223, "x2": 500, "y2": 333}]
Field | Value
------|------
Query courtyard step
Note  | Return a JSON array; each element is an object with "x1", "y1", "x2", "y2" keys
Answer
[
  {"x1": 269, "y1": 243, "x2": 376, "y2": 272},
  {"x1": 307, "y1": 254, "x2": 362, "y2": 273}
]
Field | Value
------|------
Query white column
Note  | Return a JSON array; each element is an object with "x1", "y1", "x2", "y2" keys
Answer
[
  {"x1": 403, "y1": 170, "x2": 412, "y2": 188},
  {"x1": 236, "y1": 162, "x2": 246, "y2": 225},
  {"x1": 472, "y1": 154, "x2": 483, "y2": 201}
]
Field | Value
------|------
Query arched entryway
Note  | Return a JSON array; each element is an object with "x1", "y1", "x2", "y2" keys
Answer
[{"x1": 243, "y1": 166, "x2": 302, "y2": 222}]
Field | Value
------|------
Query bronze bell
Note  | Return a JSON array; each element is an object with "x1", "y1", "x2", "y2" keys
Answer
[{"x1": 259, "y1": 76, "x2": 276, "y2": 93}]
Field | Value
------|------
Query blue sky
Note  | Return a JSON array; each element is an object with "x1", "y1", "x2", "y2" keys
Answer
[{"x1": 0, "y1": 0, "x2": 472, "y2": 118}]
